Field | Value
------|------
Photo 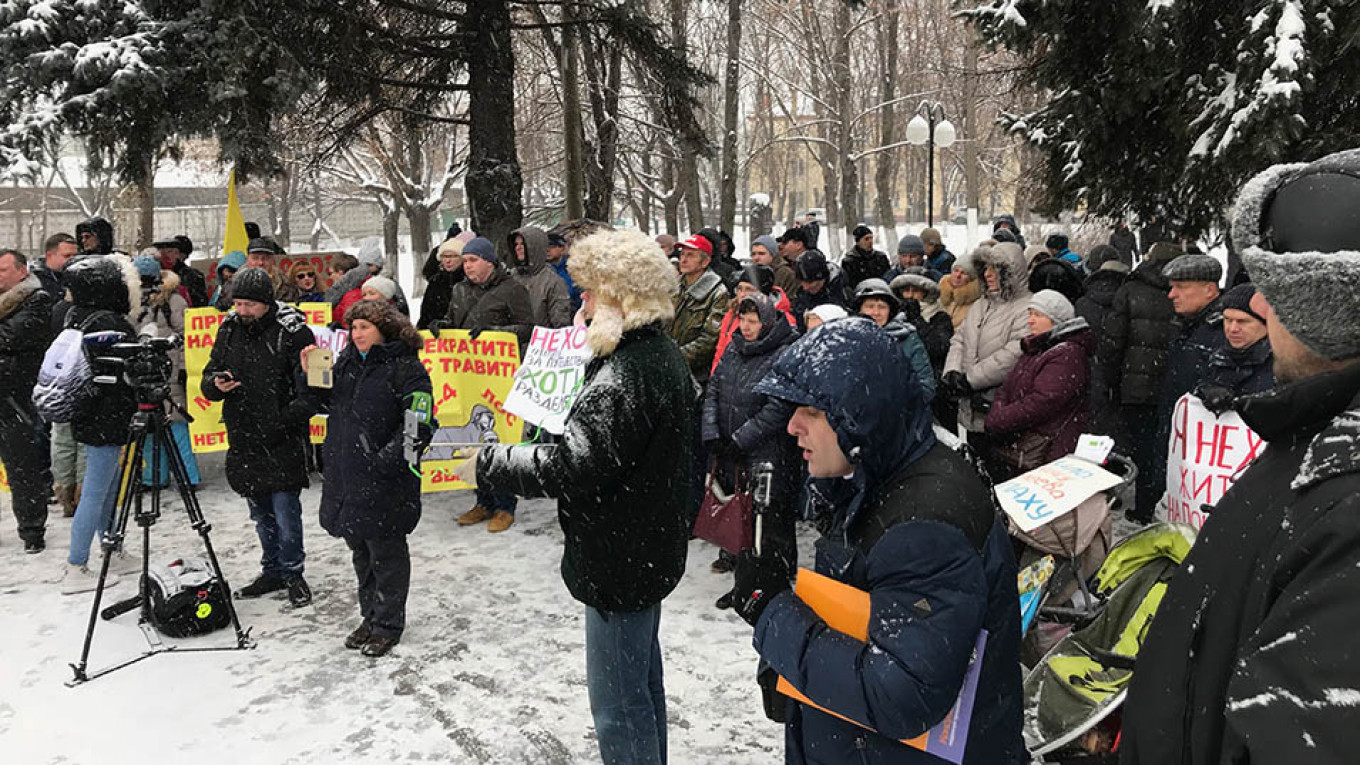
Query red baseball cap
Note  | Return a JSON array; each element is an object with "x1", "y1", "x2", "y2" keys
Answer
[{"x1": 678, "y1": 235, "x2": 712, "y2": 256}]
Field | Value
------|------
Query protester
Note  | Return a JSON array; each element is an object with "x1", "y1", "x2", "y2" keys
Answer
[
  {"x1": 943, "y1": 242, "x2": 1032, "y2": 465},
  {"x1": 1028, "y1": 242, "x2": 1085, "y2": 302},
  {"x1": 750, "y1": 234, "x2": 793, "y2": 297},
  {"x1": 851, "y1": 279, "x2": 936, "y2": 401},
  {"x1": 508, "y1": 226, "x2": 572, "y2": 329},
  {"x1": 735, "y1": 318, "x2": 1024, "y2": 764},
  {"x1": 711, "y1": 264, "x2": 795, "y2": 374},
  {"x1": 245, "y1": 237, "x2": 283, "y2": 279},
  {"x1": 790, "y1": 250, "x2": 845, "y2": 331},
  {"x1": 983, "y1": 290, "x2": 1093, "y2": 480},
  {"x1": 669, "y1": 234, "x2": 730, "y2": 385},
  {"x1": 1097, "y1": 241, "x2": 1181, "y2": 521},
  {"x1": 921, "y1": 226, "x2": 956, "y2": 275},
  {"x1": 0, "y1": 249, "x2": 53, "y2": 554},
  {"x1": 1074, "y1": 246, "x2": 1129, "y2": 438},
  {"x1": 154, "y1": 235, "x2": 208, "y2": 307},
  {"x1": 418, "y1": 236, "x2": 467, "y2": 330},
  {"x1": 841, "y1": 225, "x2": 889, "y2": 293},
  {"x1": 276, "y1": 261, "x2": 324, "y2": 304},
  {"x1": 654, "y1": 233, "x2": 677, "y2": 257},
  {"x1": 545, "y1": 231, "x2": 581, "y2": 315},
  {"x1": 361, "y1": 275, "x2": 399, "y2": 305},
  {"x1": 57, "y1": 255, "x2": 139, "y2": 593},
  {"x1": 30, "y1": 233, "x2": 77, "y2": 301},
  {"x1": 75, "y1": 216, "x2": 114, "y2": 256},
  {"x1": 439, "y1": 237, "x2": 534, "y2": 533},
  {"x1": 211, "y1": 250, "x2": 247, "y2": 309},
  {"x1": 131, "y1": 256, "x2": 199, "y2": 488},
  {"x1": 1044, "y1": 232, "x2": 1083, "y2": 270},
  {"x1": 1195, "y1": 284, "x2": 1274, "y2": 413},
  {"x1": 702, "y1": 294, "x2": 799, "y2": 603},
  {"x1": 202, "y1": 267, "x2": 317, "y2": 607},
  {"x1": 992, "y1": 213, "x2": 1027, "y2": 248},
  {"x1": 774, "y1": 227, "x2": 809, "y2": 295},
  {"x1": 802, "y1": 303, "x2": 847, "y2": 331},
  {"x1": 1121, "y1": 147, "x2": 1360, "y2": 765},
  {"x1": 884, "y1": 233, "x2": 940, "y2": 282},
  {"x1": 1109, "y1": 221, "x2": 1137, "y2": 267},
  {"x1": 890, "y1": 270, "x2": 953, "y2": 378},
  {"x1": 461, "y1": 228, "x2": 693, "y2": 765},
  {"x1": 308, "y1": 300, "x2": 433, "y2": 658},
  {"x1": 697, "y1": 227, "x2": 739, "y2": 284},
  {"x1": 940, "y1": 252, "x2": 983, "y2": 329}
]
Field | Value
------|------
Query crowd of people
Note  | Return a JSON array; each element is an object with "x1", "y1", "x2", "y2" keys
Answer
[{"x1": 2, "y1": 149, "x2": 1359, "y2": 764}]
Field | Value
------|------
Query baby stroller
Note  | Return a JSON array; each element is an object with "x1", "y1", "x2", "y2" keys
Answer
[
  {"x1": 1021, "y1": 522, "x2": 1197, "y2": 763},
  {"x1": 1010, "y1": 453, "x2": 1137, "y2": 649}
]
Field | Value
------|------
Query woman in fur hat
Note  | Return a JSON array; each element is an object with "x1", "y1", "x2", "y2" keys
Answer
[{"x1": 457, "y1": 229, "x2": 693, "y2": 765}]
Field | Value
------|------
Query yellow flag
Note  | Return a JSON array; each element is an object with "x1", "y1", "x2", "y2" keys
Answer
[{"x1": 222, "y1": 168, "x2": 249, "y2": 257}]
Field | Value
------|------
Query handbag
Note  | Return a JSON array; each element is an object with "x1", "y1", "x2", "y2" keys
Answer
[
  {"x1": 996, "y1": 409, "x2": 1078, "y2": 473},
  {"x1": 693, "y1": 465, "x2": 755, "y2": 554}
]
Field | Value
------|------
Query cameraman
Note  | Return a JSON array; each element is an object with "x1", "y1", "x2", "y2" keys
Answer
[
  {"x1": 0, "y1": 249, "x2": 53, "y2": 554},
  {"x1": 57, "y1": 255, "x2": 138, "y2": 594},
  {"x1": 202, "y1": 268, "x2": 318, "y2": 608}
]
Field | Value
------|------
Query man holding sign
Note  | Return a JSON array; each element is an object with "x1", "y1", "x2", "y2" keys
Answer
[{"x1": 1123, "y1": 150, "x2": 1360, "y2": 764}]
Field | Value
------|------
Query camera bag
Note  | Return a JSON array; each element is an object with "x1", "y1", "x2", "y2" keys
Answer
[{"x1": 146, "y1": 556, "x2": 232, "y2": 638}]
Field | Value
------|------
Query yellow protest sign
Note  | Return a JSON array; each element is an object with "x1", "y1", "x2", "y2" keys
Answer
[
  {"x1": 417, "y1": 330, "x2": 521, "y2": 493},
  {"x1": 0, "y1": 460, "x2": 10, "y2": 495}
]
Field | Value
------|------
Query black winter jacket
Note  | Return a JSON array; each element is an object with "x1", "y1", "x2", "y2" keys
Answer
[
  {"x1": 419, "y1": 268, "x2": 464, "y2": 330},
  {"x1": 1099, "y1": 259, "x2": 1177, "y2": 405},
  {"x1": 28, "y1": 261, "x2": 63, "y2": 302},
  {"x1": 1028, "y1": 258, "x2": 1085, "y2": 303},
  {"x1": 0, "y1": 275, "x2": 53, "y2": 403},
  {"x1": 1122, "y1": 362, "x2": 1360, "y2": 765},
  {"x1": 202, "y1": 302, "x2": 317, "y2": 498},
  {"x1": 1200, "y1": 338, "x2": 1274, "y2": 398},
  {"x1": 702, "y1": 300, "x2": 798, "y2": 483},
  {"x1": 478, "y1": 323, "x2": 693, "y2": 612},
  {"x1": 1074, "y1": 268, "x2": 1126, "y2": 346},
  {"x1": 319, "y1": 340, "x2": 432, "y2": 539},
  {"x1": 66, "y1": 306, "x2": 137, "y2": 446},
  {"x1": 173, "y1": 261, "x2": 209, "y2": 308},
  {"x1": 443, "y1": 265, "x2": 534, "y2": 349},
  {"x1": 1161, "y1": 299, "x2": 1225, "y2": 415},
  {"x1": 841, "y1": 246, "x2": 889, "y2": 295}
]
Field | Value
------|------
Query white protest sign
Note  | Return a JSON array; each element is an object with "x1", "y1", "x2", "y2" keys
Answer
[
  {"x1": 996, "y1": 457, "x2": 1123, "y2": 533},
  {"x1": 504, "y1": 325, "x2": 591, "y2": 434},
  {"x1": 309, "y1": 324, "x2": 349, "y2": 355},
  {"x1": 1161, "y1": 393, "x2": 1265, "y2": 530}
]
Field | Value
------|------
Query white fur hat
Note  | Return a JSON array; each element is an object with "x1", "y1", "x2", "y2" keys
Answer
[{"x1": 567, "y1": 229, "x2": 679, "y2": 357}]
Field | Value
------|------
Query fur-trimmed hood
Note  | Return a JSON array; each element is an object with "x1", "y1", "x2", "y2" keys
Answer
[
  {"x1": 1232, "y1": 148, "x2": 1360, "y2": 360},
  {"x1": 0, "y1": 273, "x2": 42, "y2": 321},
  {"x1": 974, "y1": 242, "x2": 1031, "y2": 302},
  {"x1": 63, "y1": 253, "x2": 141, "y2": 319},
  {"x1": 567, "y1": 229, "x2": 679, "y2": 357}
]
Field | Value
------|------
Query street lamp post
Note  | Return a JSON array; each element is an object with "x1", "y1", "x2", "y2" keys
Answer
[{"x1": 905, "y1": 101, "x2": 956, "y2": 228}]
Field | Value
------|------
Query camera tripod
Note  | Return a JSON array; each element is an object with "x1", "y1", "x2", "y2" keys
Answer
[{"x1": 68, "y1": 395, "x2": 255, "y2": 686}]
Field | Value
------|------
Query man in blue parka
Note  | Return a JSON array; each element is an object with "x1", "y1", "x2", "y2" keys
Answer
[{"x1": 729, "y1": 319, "x2": 1025, "y2": 764}]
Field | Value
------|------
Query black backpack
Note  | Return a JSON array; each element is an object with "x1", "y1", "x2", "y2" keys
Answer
[{"x1": 146, "y1": 556, "x2": 232, "y2": 638}]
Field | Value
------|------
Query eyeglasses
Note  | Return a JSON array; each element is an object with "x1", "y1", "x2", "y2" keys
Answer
[{"x1": 296, "y1": 272, "x2": 316, "y2": 280}]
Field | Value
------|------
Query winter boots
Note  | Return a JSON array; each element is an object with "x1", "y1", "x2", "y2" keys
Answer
[
  {"x1": 345, "y1": 624, "x2": 372, "y2": 649},
  {"x1": 54, "y1": 484, "x2": 77, "y2": 518},
  {"x1": 458, "y1": 504, "x2": 494, "y2": 526},
  {"x1": 487, "y1": 510, "x2": 515, "y2": 533},
  {"x1": 345, "y1": 624, "x2": 397, "y2": 656},
  {"x1": 286, "y1": 577, "x2": 312, "y2": 608}
]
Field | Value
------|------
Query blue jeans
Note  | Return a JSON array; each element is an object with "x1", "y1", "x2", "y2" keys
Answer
[
  {"x1": 246, "y1": 492, "x2": 305, "y2": 578},
  {"x1": 475, "y1": 487, "x2": 518, "y2": 515},
  {"x1": 141, "y1": 421, "x2": 201, "y2": 487},
  {"x1": 68, "y1": 445, "x2": 124, "y2": 566},
  {"x1": 585, "y1": 603, "x2": 667, "y2": 765}
]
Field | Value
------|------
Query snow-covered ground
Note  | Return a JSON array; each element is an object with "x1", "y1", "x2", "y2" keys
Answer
[{"x1": 0, "y1": 454, "x2": 790, "y2": 764}]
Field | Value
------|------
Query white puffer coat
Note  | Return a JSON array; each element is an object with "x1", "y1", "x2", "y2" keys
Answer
[{"x1": 944, "y1": 242, "x2": 1032, "y2": 431}]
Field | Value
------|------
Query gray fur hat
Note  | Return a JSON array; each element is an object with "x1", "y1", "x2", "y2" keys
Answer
[
  {"x1": 890, "y1": 272, "x2": 941, "y2": 301},
  {"x1": 1162, "y1": 253, "x2": 1222, "y2": 283},
  {"x1": 1232, "y1": 148, "x2": 1360, "y2": 360}
]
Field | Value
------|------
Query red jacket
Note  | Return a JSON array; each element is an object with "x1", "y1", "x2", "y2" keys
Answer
[{"x1": 711, "y1": 287, "x2": 796, "y2": 374}]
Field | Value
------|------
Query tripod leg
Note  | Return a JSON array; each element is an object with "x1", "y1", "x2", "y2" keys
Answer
[
  {"x1": 71, "y1": 421, "x2": 149, "y2": 683},
  {"x1": 161, "y1": 419, "x2": 254, "y2": 648}
]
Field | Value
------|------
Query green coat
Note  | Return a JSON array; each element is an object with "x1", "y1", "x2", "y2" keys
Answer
[{"x1": 669, "y1": 269, "x2": 729, "y2": 384}]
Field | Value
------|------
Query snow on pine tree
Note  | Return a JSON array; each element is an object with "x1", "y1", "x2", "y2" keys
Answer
[{"x1": 957, "y1": 0, "x2": 1360, "y2": 238}]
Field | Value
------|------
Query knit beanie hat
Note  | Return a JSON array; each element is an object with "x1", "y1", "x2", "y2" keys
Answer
[
  {"x1": 919, "y1": 227, "x2": 943, "y2": 247},
  {"x1": 752, "y1": 234, "x2": 779, "y2": 258},
  {"x1": 806, "y1": 304, "x2": 849, "y2": 325},
  {"x1": 1233, "y1": 148, "x2": 1360, "y2": 360},
  {"x1": 1162, "y1": 253, "x2": 1222, "y2": 283},
  {"x1": 897, "y1": 234, "x2": 925, "y2": 255},
  {"x1": 355, "y1": 236, "x2": 384, "y2": 269},
  {"x1": 231, "y1": 267, "x2": 276, "y2": 304},
  {"x1": 462, "y1": 237, "x2": 498, "y2": 265},
  {"x1": 436, "y1": 237, "x2": 465, "y2": 258},
  {"x1": 133, "y1": 255, "x2": 161, "y2": 279},
  {"x1": 1029, "y1": 289, "x2": 1075, "y2": 324},
  {"x1": 363, "y1": 275, "x2": 398, "y2": 300},
  {"x1": 1088, "y1": 244, "x2": 1120, "y2": 269},
  {"x1": 952, "y1": 252, "x2": 977, "y2": 277},
  {"x1": 795, "y1": 250, "x2": 830, "y2": 282},
  {"x1": 851, "y1": 225, "x2": 872, "y2": 241},
  {"x1": 1220, "y1": 283, "x2": 1264, "y2": 324}
]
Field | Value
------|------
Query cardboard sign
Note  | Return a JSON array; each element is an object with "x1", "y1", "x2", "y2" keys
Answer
[
  {"x1": 1161, "y1": 393, "x2": 1265, "y2": 530},
  {"x1": 996, "y1": 457, "x2": 1123, "y2": 533},
  {"x1": 417, "y1": 330, "x2": 521, "y2": 493},
  {"x1": 504, "y1": 325, "x2": 591, "y2": 434}
]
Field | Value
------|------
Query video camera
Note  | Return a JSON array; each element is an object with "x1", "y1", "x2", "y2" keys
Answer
[{"x1": 88, "y1": 330, "x2": 182, "y2": 403}]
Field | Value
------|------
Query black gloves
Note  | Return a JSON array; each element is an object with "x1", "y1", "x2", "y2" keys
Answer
[
  {"x1": 941, "y1": 370, "x2": 972, "y2": 399},
  {"x1": 758, "y1": 663, "x2": 788, "y2": 723},
  {"x1": 1197, "y1": 384, "x2": 1236, "y2": 416},
  {"x1": 468, "y1": 323, "x2": 487, "y2": 339},
  {"x1": 731, "y1": 549, "x2": 792, "y2": 627},
  {"x1": 900, "y1": 298, "x2": 922, "y2": 324},
  {"x1": 425, "y1": 319, "x2": 449, "y2": 333},
  {"x1": 707, "y1": 436, "x2": 740, "y2": 459}
]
